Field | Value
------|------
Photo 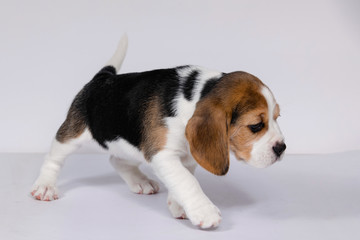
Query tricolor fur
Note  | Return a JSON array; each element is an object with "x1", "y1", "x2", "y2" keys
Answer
[{"x1": 31, "y1": 35, "x2": 286, "y2": 229}]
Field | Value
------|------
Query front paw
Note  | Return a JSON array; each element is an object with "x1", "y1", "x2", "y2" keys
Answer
[
  {"x1": 186, "y1": 204, "x2": 221, "y2": 229},
  {"x1": 31, "y1": 184, "x2": 59, "y2": 201}
]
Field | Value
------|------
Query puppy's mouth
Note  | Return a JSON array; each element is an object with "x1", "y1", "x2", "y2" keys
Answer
[
  {"x1": 232, "y1": 150, "x2": 282, "y2": 168},
  {"x1": 267, "y1": 153, "x2": 285, "y2": 166},
  {"x1": 275, "y1": 154, "x2": 285, "y2": 162}
]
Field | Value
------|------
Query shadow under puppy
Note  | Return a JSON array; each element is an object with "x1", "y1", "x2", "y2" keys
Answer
[{"x1": 31, "y1": 35, "x2": 286, "y2": 229}]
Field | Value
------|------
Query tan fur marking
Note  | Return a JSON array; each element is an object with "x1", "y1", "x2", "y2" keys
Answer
[
  {"x1": 186, "y1": 71, "x2": 269, "y2": 175},
  {"x1": 140, "y1": 96, "x2": 168, "y2": 161},
  {"x1": 274, "y1": 104, "x2": 280, "y2": 119},
  {"x1": 230, "y1": 108, "x2": 268, "y2": 161},
  {"x1": 216, "y1": 72, "x2": 268, "y2": 162},
  {"x1": 56, "y1": 106, "x2": 86, "y2": 143}
]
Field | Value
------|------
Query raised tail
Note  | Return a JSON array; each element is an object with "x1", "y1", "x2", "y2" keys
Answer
[{"x1": 105, "y1": 34, "x2": 128, "y2": 73}]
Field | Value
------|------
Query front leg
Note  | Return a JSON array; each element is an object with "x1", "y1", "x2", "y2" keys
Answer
[
  {"x1": 167, "y1": 158, "x2": 197, "y2": 219},
  {"x1": 151, "y1": 151, "x2": 221, "y2": 229}
]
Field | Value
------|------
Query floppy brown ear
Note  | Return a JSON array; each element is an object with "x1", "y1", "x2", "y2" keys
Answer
[{"x1": 185, "y1": 100, "x2": 230, "y2": 176}]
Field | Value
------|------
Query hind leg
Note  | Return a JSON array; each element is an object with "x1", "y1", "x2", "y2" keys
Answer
[
  {"x1": 109, "y1": 156, "x2": 160, "y2": 194},
  {"x1": 31, "y1": 130, "x2": 90, "y2": 201}
]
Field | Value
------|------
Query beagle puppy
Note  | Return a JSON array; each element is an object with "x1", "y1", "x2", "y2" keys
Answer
[{"x1": 31, "y1": 35, "x2": 286, "y2": 229}]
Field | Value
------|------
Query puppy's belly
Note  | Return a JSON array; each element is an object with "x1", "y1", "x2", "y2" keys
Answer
[{"x1": 106, "y1": 138, "x2": 146, "y2": 163}]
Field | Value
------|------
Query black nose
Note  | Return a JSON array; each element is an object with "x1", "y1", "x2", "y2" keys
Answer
[{"x1": 273, "y1": 142, "x2": 286, "y2": 157}]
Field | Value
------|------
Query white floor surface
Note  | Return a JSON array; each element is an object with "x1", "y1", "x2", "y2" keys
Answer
[{"x1": 1, "y1": 152, "x2": 359, "y2": 240}]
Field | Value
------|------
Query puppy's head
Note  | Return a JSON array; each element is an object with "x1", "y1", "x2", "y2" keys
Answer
[{"x1": 185, "y1": 72, "x2": 286, "y2": 175}]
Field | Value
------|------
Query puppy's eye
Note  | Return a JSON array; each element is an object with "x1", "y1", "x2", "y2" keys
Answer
[{"x1": 248, "y1": 122, "x2": 264, "y2": 133}]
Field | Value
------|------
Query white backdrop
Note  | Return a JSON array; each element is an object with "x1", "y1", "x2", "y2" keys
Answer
[{"x1": 1, "y1": 0, "x2": 359, "y2": 154}]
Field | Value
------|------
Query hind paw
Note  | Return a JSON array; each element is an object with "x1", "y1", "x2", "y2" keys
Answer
[{"x1": 128, "y1": 179, "x2": 160, "y2": 195}]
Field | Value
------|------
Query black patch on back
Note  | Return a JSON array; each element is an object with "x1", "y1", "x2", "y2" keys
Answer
[
  {"x1": 73, "y1": 66, "x2": 180, "y2": 149},
  {"x1": 97, "y1": 66, "x2": 117, "y2": 76},
  {"x1": 200, "y1": 78, "x2": 219, "y2": 99},
  {"x1": 182, "y1": 70, "x2": 199, "y2": 101}
]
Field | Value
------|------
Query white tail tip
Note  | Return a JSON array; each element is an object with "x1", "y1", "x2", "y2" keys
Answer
[{"x1": 106, "y1": 34, "x2": 128, "y2": 72}]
